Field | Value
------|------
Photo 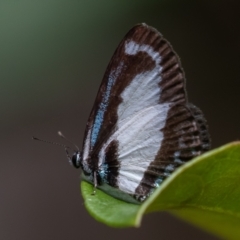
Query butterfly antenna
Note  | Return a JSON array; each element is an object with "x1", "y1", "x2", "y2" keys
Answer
[
  {"x1": 58, "y1": 131, "x2": 79, "y2": 151},
  {"x1": 32, "y1": 136, "x2": 72, "y2": 163}
]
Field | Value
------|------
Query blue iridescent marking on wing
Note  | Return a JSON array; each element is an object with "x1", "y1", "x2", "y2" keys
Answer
[
  {"x1": 90, "y1": 62, "x2": 124, "y2": 147},
  {"x1": 154, "y1": 178, "x2": 164, "y2": 187},
  {"x1": 98, "y1": 163, "x2": 108, "y2": 181}
]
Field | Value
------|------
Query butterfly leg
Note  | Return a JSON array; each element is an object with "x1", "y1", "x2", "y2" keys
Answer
[{"x1": 91, "y1": 171, "x2": 97, "y2": 195}]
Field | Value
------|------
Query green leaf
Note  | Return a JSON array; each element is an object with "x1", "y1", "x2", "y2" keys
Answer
[
  {"x1": 81, "y1": 181, "x2": 140, "y2": 227},
  {"x1": 81, "y1": 142, "x2": 240, "y2": 239}
]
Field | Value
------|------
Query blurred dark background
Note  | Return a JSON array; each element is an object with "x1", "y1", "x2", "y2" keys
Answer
[{"x1": 0, "y1": 1, "x2": 239, "y2": 239}]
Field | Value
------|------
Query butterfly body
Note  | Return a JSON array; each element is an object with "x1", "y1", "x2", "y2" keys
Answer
[{"x1": 74, "y1": 23, "x2": 210, "y2": 203}]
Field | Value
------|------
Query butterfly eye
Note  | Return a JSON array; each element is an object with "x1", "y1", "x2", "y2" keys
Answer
[{"x1": 72, "y1": 152, "x2": 81, "y2": 168}]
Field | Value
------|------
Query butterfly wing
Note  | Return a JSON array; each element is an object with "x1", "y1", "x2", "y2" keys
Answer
[{"x1": 81, "y1": 23, "x2": 210, "y2": 202}]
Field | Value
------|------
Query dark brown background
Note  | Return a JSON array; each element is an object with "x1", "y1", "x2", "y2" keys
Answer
[{"x1": 0, "y1": 1, "x2": 239, "y2": 239}]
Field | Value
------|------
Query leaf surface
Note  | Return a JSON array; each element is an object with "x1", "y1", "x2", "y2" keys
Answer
[{"x1": 81, "y1": 142, "x2": 240, "y2": 239}]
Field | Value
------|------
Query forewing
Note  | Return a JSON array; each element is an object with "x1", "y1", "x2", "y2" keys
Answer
[{"x1": 82, "y1": 23, "x2": 187, "y2": 163}]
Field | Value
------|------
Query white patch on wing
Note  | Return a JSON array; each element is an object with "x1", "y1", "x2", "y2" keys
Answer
[
  {"x1": 99, "y1": 104, "x2": 170, "y2": 195},
  {"x1": 118, "y1": 68, "x2": 161, "y2": 121},
  {"x1": 118, "y1": 41, "x2": 162, "y2": 121},
  {"x1": 125, "y1": 41, "x2": 161, "y2": 66}
]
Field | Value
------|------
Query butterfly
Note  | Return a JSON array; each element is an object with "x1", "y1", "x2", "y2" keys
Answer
[{"x1": 55, "y1": 23, "x2": 211, "y2": 203}]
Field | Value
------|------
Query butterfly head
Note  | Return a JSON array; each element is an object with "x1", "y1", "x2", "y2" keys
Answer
[
  {"x1": 56, "y1": 131, "x2": 83, "y2": 168},
  {"x1": 71, "y1": 151, "x2": 82, "y2": 168}
]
